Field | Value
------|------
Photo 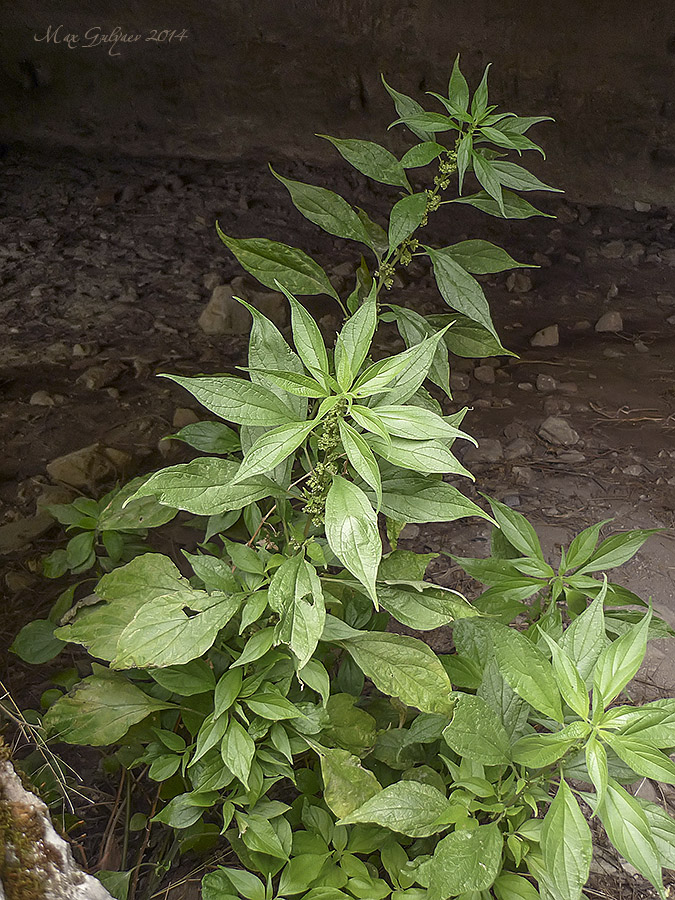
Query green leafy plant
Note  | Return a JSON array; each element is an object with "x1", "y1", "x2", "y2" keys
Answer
[{"x1": 12, "y1": 58, "x2": 675, "y2": 900}]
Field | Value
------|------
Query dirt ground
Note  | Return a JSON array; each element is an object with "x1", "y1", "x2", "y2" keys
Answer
[{"x1": 1, "y1": 145, "x2": 675, "y2": 897}]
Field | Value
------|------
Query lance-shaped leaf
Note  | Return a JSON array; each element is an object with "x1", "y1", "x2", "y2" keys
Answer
[
  {"x1": 162, "y1": 374, "x2": 299, "y2": 427},
  {"x1": 269, "y1": 554, "x2": 325, "y2": 668},
  {"x1": 426, "y1": 246, "x2": 500, "y2": 340},
  {"x1": 241, "y1": 367, "x2": 327, "y2": 398},
  {"x1": 319, "y1": 135, "x2": 410, "y2": 189},
  {"x1": 339, "y1": 419, "x2": 382, "y2": 510},
  {"x1": 448, "y1": 54, "x2": 470, "y2": 113},
  {"x1": 325, "y1": 476, "x2": 381, "y2": 604},
  {"x1": 221, "y1": 718, "x2": 255, "y2": 789},
  {"x1": 539, "y1": 631, "x2": 589, "y2": 719},
  {"x1": 377, "y1": 582, "x2": 478, "y2": 631},
  {"x1": 472, "y1": 152, "x2": 505, "y2": 215},
  {"x1": 334, "y1": 290, "x2": 377, "y2": 390},
  {"x1": 232, "y1": 420, "x2": 317, "y2": 483},
  {"x1": 490, "y1": 160, "x2": 562, "y2": 193},
  {"x1": 637, "y1": 798, "x2": 675, "y2": 871},
  {"x1": 443, "y1": 693, "x2": 511, "y2": 764},
  {"x1": 388, "y1": 192, "x2": 428, "y2": 254},
  {"x1": 384, "y1": 305, "x2": 451, "y2": 395},
  {"x1": 319, "y1": 746, "x2": 382, "y2": 818},
  {"x1": 271, "y1": 169, "x2": 372, "y2": 245},
  {"x1": 278, "y1": 283, "x2": 330, "y2": 382},
  {"x1": 371, "y1": 405, "x2": 475, "y2": 444},
  {"x1": 512, "y1": 720, "x2": 590, "y2": 768},
  {"x1": 485, "y1": 495, "x2": 545, "y2": 560},
  {"x1": 451, "y1": 189, "x2": 553, "y2": 219},
  {"x1": 338, "y1": 781, "x2": 452, "y2": 837},
  {"x1": 43, "y1": 667, "x2": 171, "y2": 746},
  {"x1": 541, "y1": 778, "x2": 592, "y2": 900},
  {"x1": 428, "y1": 312, "x2": 511, "y2": 358},
  {"x1": 367, "y1": 434, "x2": 474, "y2": 480},
  {"x1": 441, "y1": 240, "x2": 529, "y2": 275},
  {"x1": 560, "y1": 591, "x2": 607, "y2": 684},
  {"x1": 129, "y1": 458, "x2": 278, "y2": 515},
  {"x1": 168, "y1": 421, "x2": 240, "y2": 455},
  {"x1": 382, "y1": 75, "x2": 435, "y2": 141},
  {"x1": 604, "y1": 733, "x2": 675, "y2": 785},
  {"x1": 400, "y1": 141, "x2": 447, "y2": 168},
  {"x1": 391, "y1": 112, "x2": 457, "y2": 134},
  {"x1": 593, "y1": 607, "x2": 651, "y2": 708},
  {"x1": 576, "y1": 528, "x2": 660, "y2": 574},
  {"x1": 336, "y1": 630, "x2": 454, "y2": 716},
  {"x1": 377, "y1": 473, "x2": 492, "y2": 524},
  {"x1": 370, "y1": 328, "x2": 450, "y2": 406}
]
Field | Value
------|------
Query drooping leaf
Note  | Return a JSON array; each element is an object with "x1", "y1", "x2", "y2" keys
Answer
[
  {"x1": 233, "y1": 420, "x2": 317, "y2": 483},
  {"x1": 339, "y1": 419, "x2": 382, "y2": 510},
  {"x1": 167, "y1": 421, "x2": 240, "y2": 455},
  {"x1": 400, "y1": 142, "x2": 447, "y2": 168},
  {"x1": 339, "y1": 781, "x2": 451, "y2": 837},
  {"x1": 162, "y1": 374, "x2": 299, "y2": 427},
  {"x1": 442, "y1": 239, "x2": 529, "y2": 275},
  {"x1": 443, "y1": 693, "x2": 511, "y2": 764},
  {"x1": 325, "y1": 477, "x2": 381, "y2": 605},
  {"x1": 269, "y1": 554, "x2": 326, "y2": 668},
  {"x1": 451, "y1": 189, "x2": 554, "y2": 219},
  {"x1": 319, "y1": 135, "x2": 410, "y2": 189},
  {"x1": 319, "y1": 747, "x2": 382, "y2": 818},
  {"x1": 541, "y1": 778, "x2": 592, "y2": 900},
  {"x1": 381, "y1": 75, "x2": 435, "y2": 141},
  {"x1": 426, "y1": 246, "x2": 500, "y2": 339},
  {"x1": 388, "y1": 192, "x2": 428, "y2": 254}
]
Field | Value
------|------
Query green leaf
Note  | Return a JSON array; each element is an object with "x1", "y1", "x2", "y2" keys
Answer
[
  {"x1": 471, "y1": 63, "x2": 491, "y2": 118},
  {"x1": 430, "y1": 312, "x2": 511, "y2": 358},
  {"x1": 381, "y1": 75, "x2": 434, "y2": 141},
  {"x1": 442, "y1": 239, "x2": 529, "y2": 275},
  {"x1": 539, "y1": 632, "x2": 589, "y2": 719},
  {"x1": 377, "y1": 473, "x2": 493, "y2": 525},
  {"x1": 451, "y1": 189, "x2": 553, "y2": 219},
  {"x1": 485, "y1": 496, "x2": 544, "y2": 560},
  {"x1": 278, "y1": 854, "x2": 331, "y2": 896},
  {"x1": 337, "y1": 630, "x2": 454, "y2": 716},
  {"x1": 400, "y1": 142, "x2": 447, "y2": 168},
  {"x1": 150, "y1": 659, "x2": 216, "y2": 697},
  {"x1": 478, "y1": 658, "x2": 529, "y2": 740},
  {"x1": 637, "y1": 798, "x2": 675, "y2": 870},
  {"x1": 442, "y1": 693, "x2": 511, "y2": 764},
  {"x1": 593, "y1": 608, "x2": 651, "y2": 707},
  {"x1": 426, "y1": 246, "x2": 499, "y2": 339},
  {"x1": 96, "y1": 870, "x2": 132, "y2": 900},
  {"x1": 334, "y1": 291, "x2": 377, "y2": 390},
  {"x1": 233, "y1": 420, "x2": 317, "y2": 483},
  {"x1": 598, "y1": 780, "x2": 664, "y2": 895},
  {"x1": 129, "y1": 458, "x2": 277, "y2": 516},
  {"x1": 541, "y1": 778, "x2": 592, "y2": 900},
  {"x1": 325, "y1": 477, "x2": 381, "y2": 605},
  {"x1": 372, "y1": 405, "x2": 474, "y2": 445},
  {"x1": 490, "y1": 160, "x2": 562, "y2": 193},
  {"x1": 391, "y1": 112, "x2": 457, "y2": 135},
  {"x1": 565, "y1": 520, "x2": 612, "y2": 571},
  {"x1": 339, "y1": 420, "x2": 382, "y2": 510},
  {"x1": 319, "y1": 135, "x2": 410, "y2": 189},
  {"x1": 560, "y1": 592, "x2": 607, "y2": 683},
  {"x1": 213, "y1": 668, "x2": 243, "y2": 717},
  {"x1": 486, "y1": 622, "x2": 563, "y2": 722},
  {"x1": 113, "y1": 592, "x2": 240, "y2": 669},
  {"x1": 43, "y1": 668, "x2": 170, "y2": 745},
  {"x1": 472, "y1": 152, "x2": 505, "y2": 215},
  {"x1": 271, "y1": 169, "x2": 371, "y2": 245},
  {"x1": 577, "y1": 529, "x2": 659, "y2": 574},
  {"x1": 378, "y1": 583, "x2": 478, "y2": 631},
  {"x1": 203, "y1": 867, "x2": 264, "y2": 900},
  {"x1": 338, "y1": 782, "x2": 451, "y2": 837},
  {"x1": 456, "y1": 133, "x2": 472, "y2": 192},
  {"x1": 232, "y1": 627, "x2": 275, "y2": 667},
  {"x1": 242, "y1": 367, "x2": 326, "y2": 398},
  {"x1": 355, "y1": 329, "x2": 448, "y2": 403},
  {"x1": 511, "y1": 721, "x2": 590, "y2": 768},
  {"x1": 216, "y1": 228, "x2": 338, "y2": 299},
  {"x1": 379, "y1": 548, "x2": 437, "y2": 582},
  {"x1": 367, "y1": 435, "x2": 473, "y2": 479},
  {"x1": 586, "y1": 734, "x2": 608, "y2": 806},
  {"x1": 384, "y1": 305, "x2": 450, "y2": 395},
  {"x1": 11, "y1": 619, "x2": 65, "y2": 664},
  {"x1": 319, "y1": 747, "x2": 382, "y2": 818},
  {"x1": 280, "y1": 284, "x2": 330, "y2": 382},
  {"x1": 162, "y1": 374, "x2": 299, "y2": 427},
  {"x1": 388, "y1": 192, "x2": 428, "y2": 254},
  {"x1": 429, "y1": 823, "x2": 503, "y2": 898},
  {"x1": 493, "y1": 873, "x2": 541, "y2": 900},
  {"x1": 604, "y1": 733, "x2": 675, "y2": 784},
  {"x1": 221, "y1": 718, "x2": 255, "y2": 788},
  {"x1": 154, "y1": 791, "x2": 217, "y2": 829},
  {"x1": 355, "y1": 209, "x2": 389, "y2": 258},
  {"x1": 97, "y1": 477, "x2": 178, "y2": 530},
  {"x1": 246, "y1": 692, "x2": 303, "y2": 721},
  {"x1": 168, "y1": 421, "x2": 240, "y2": 455},
  {"x1": 269, "y1": 554, "x2": 325, "y2": 668},
  {"x1": 448, "y1": 55, "x2": 469, "y2": 114}
]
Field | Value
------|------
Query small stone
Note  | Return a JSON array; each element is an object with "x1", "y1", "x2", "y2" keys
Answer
[
  {"x1": 558, "y1": 382, "x2": 578, "y2": 395},
  {"x1": 399, "y1": 524, "x2": 420, "y2": 540},
  {"x1": 198, "y1": 284, "x2": 248, "y2": 335},
  {"x1": 44, "y1": 341, "x2": 71, "y2": 363},
  {"x1": 657, "y1": 292, "x2": 675, "y2": 308},
  {"x1": 106, "y1": 387, "x2": 120, "y2": 400},
  {"x1": 577, "y1": 205, "x2": 591, "y2": 225},
  {"x1": 622, "y1": 464, "x2": 644, "y2": 476},
  {"x1": 606, "y1": 283, "x2": 619, "y2": 299},
  {"x1": 173, "y1": 407, "x2": 200, "y2": 429},
  {"x1": 634, "y1": 340, "x2": 649, "y2": 353},
  {"x1": 203, "y1": 272, "x2": 222, "y2": 292},
  {"x1": 600, "y1": 240, "x2": 625, "y2": 259},
  {"x1": 557, "y1": 450, "x2": 586, "y2": 463},
  {"x1": 517, "y1": 382, "x2": 534, "y2": 391},
  {"x1": 536, "y1": 374, "x2": 557, "y2": 392},
  {"x1": 72, "y1": 342, "x2": 99, "y2": 358},
  {"x1": 504, "y1": 438, "x2": 532, "y2": 460},
  {"x1": 634, "y1": 200, "x2": 651, "y2": 213},
  {"x1": 46, "y1": 444, "x2": 129, "y2": 488},
  {"x1": 660, "y1": 248, "x2": 675, "y2": 267},
  {"x1": 544, "y1": 396, "x2": 571, "y2": 415},
  {"x1": 76, "y1": 360, "x2": 125, "y2": 390},
  {"x1": 502, "y1": 493, "x2": 521, "y2": 507},
  {"x1": 512, "y1": 466, "x2": 532, "y2": 486},
  {"x1": 554, "y1": 203, "x2": 577, "y2": 224},
  {"x1": 667, "y1": 315, "x2": 675, "y2": 326},
  {"x1": 464, "y1": 439, "x2": 503, "y2": 465},
  {"x1": 572, "y1": 320, "x2": 592, "y2": 332},
  {"x1": 35, "y1": 483, "x2": 75, "y2": 511},
  {"x1": 625, "y1": 241, "x2": 645, "y2": 265},
  {"x1": 503, "y1": 423, "x2": 526, "y2": 441},
  {"x1": 506, "y1": 272, "x2": 533, "y2": 293},
  {"x1": 474, "y1": 365, "x2": 495, "y2": 384},
  {"x1": 0, "y1": 513, "x2": 54, "y2": 553},
  {"x1": 595, "y1": 310, "x2": 623, "y2": 332},
  {"x1": 94, "y1": 188, "x2": 117, "y2": 206},
  {"x1": 29, "y1": 390, "x2": 55, "y2": 406},
  {"x1": 530, "y1": 324, "x2": 559, "y2": 347},
  {"x1": 450, "y1": 373, "x2": 470, "y2": 392},
  {"x1": 5, "y1": 570, "x2": 35, "y2": 593},
  {"x1": 538, "y1": 416, "x2": 579, "y2": 446},
  {"x1": 532, "y1": 251, "x2": 551, "y2": 268},
  {"x1": 603, "y1": 347, "x2": 625, "y2": 358}
]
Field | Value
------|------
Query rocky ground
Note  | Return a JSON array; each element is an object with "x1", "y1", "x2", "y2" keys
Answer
[{"x1": 1, "y1": 145, "x2": 675, "y2": 897}]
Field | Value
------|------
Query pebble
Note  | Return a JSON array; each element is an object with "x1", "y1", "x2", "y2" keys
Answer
[
  {"x1": 512, "y1": 466, "x2": 532, "y2": 486},
  {"x1": 173, "y1": 407, "x2": 200, "y2": 429},
  {"x1": 622, "y1": 464, "x2": 644, "y2": 476},
  {"x1": 657, "y1": 292, "x2": 675, "y2": 307},
  {"x1": 504, "y1": 438, "x2": 532, "y2": 460},
  {"x1": 594, "y1": 310, "x2": 623, "y2": 332},
  {"x1": 538, "y1": 416, "x2": 579, "y2": 446},
  {"x1": 530, "y1": 324, "x2": 559, "y2": 347},
  {"x1": 72, "y1": 342, "x2": 99, "y2": 358},
  {"x1": 543, "y1": 397, "x2": 571, "y2": 415},
  {"x1": 577, "y1": 205, "x2": 591, "y2": 225},
  {"x1": 46, "y1": 443, "x2": 133, "y2": 488},
  {"x1": 506, "y1": 272, "x2": 533, "y2": 293},
  {"x1": 450, "y1": 373, "x2": 470, "y2": 392},
  {"x1": 572, "y1": 320, "x2": 592, "y2": 331},
  {"x1": 536, "y1": 374, "x2": 557, "y2": 392},
  {"x1": 517, "y1": 382, "x2": 534, "y2": 392},
  {"x1": 660, "y1": 248, "x2": 675, "y2": 267},
  {"x1": 634, "y1": 340, "x2": 649, "y2": 353},
  {"x1": 603, "y1": 348, "x2": 625, "y2": 358},
  {"x1": 399, "y1": 524, "x2": 420, "y2": 540},
  {"x1": 29, "y1": 390, "x2": 55, "y2": 406},
  {"x1": 203, "y1": 272, "x2": 222, "y2": 291},
  {"x1": 76, "y1": 360, "x2": 125, "y2": 390},
  {"x1": 503, "y1": 423, "x2": 526, "y2": 441},
  {"x1": 198, "y1": 283, "x2": 248, "y2": 335},
  {"x1": 634, "y1": 200, "x2": 651, "y2": 212},
  {"x1": 502, "y1": 493, "x2": 521, "y2": 507},
  {"x1": 532, "y1": 251, "x2": 551, "y2": 268},
  {"x1": 606, "y1": 283, "x2": 619, "y2": 299},
  {"x1": 473, "y1": 365, "x2": 495, "y2": 384},
  {"x1": 668, "y1": 315, "x2": 675, "y2": 326},
  {"x1": 600, "y1": 240, "x2": 625, "y2": 259},
  {"x1": 558, "y1": 382, "x2": 579, "y2": 395},
  {"x1": 0, "y1": 513, "x2": 55, "y2": 553},
  {"x1": 464, "y1": 439, "x2": 503, "y2": 465},
  {"x1": 557, "y1": 450, "x2": 586, "y2": 463}
]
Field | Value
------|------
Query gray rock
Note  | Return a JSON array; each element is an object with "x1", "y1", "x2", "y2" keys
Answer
[
  {"x1": 600, "y1": 240, "x2": 625, "y2": 259},
  {"x1": 543, "y1": 396, "x2": 571, "y2": 416},
  {"x1": 572, "y1": 320, "x2": 592, "y2": 332},
  {"x1": 660, "y1": 248, "x2": 675, "y2": 266},
  {"x1": 29, "y1": 390, "x2": 55, "y2": 406},
  {"x1": 503, "y1": 422, "x2": 526, "y2": 441},
  {"x1": 595, "y1": 310, "x2": 623, "y2": 332},
  {"x1": 76, "y1": 360, "x2": 125, "y2": 390},
  {"x1": 450, "y1": 373, "x2": 470, "y2": 392},
  {"x1": 530, "y1": 324, "x2": 559, "y2": 347},
  {"x1": 634, "y1": 200, "x2": 651, "y2": 212},
  {"x1": 173, "y1": 407, "x2": 200, "y2": 429},
  {"x1": 399, "y1": 524, "x2": 420, "y2": 540},
  {"x1": 464, "y1": 439, "x2": 503, "y2": 465},
  {"x1": 46, "y1": 444, "x2": 133, "y2": 488},
  {"x1": 517, "y1": 382, "x2": 534, "y2": 391},
  {"x1": 474, "y1": 365, "x2": 496, "y2": 384},
  {"x1": 558, "y1": 382, "x2": 579, "y2": 394},
  {"x1": 536, "y1": 373, "x2": 557, "y2": 392},
  {"x1": 198, "y1": 282, "x2": 249, "y2": 334},
  {"x1": 504, "y1": 438, "x2": 533, "y2": 460},
  {"x1": 634, "y1": 340, "x2": 649, "y2": 353},
  {"x1": 606, "y1": 283, "x2": 619, "y2": 299},
  {"x1": 506, "y1": 272, "x2": 533, "y2": 293},
  {"x1": 532, "y1": 251, "x2": 551, "y2": 268},
  {"x1": 0, "y1": 512, "x2": 54, "y2": 553},
  {"x1": 657, "y1": 292, "x2": 675, "y2": 307},
  {"x1": 502, "y1": 493, "x2": 521, "y2": 507},
  {"x1": 603, "y1": 347, "x2": 625, "y2": 358},
  {"x1": 668, "y1": 315, "x2": 675, "y2": 326},
  {"x1": 538, "y1": 416, "x2": 579, "y2": 446},
  {"x1": 203, "y1": 272, "x2": 222, "y2": 291},
  {"x1": 512, "y1": 466, "x2": 532, "y2": 486},
  {"x1": 622, "y1": 464, "x2": 644, "y2": 476}
]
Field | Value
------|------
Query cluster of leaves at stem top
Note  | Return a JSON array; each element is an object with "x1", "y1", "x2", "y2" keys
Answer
[{"x1": 12, "y1": 57, "x2": 675, "y2": 900}]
